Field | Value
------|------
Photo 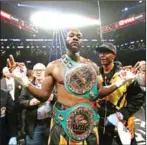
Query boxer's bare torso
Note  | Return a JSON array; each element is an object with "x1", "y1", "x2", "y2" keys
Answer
[{"x1": 45, "y1": 56, "x2": 101, "y2": 107}]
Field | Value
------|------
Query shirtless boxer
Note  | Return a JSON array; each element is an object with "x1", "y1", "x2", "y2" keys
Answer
[{"x1": 7, "y1": 29, "x2": 135, "y2": 145}]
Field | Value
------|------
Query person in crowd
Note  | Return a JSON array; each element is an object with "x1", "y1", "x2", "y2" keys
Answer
[
  {"x1": 95, "y1": 42, "x2": 144, "y2": 145},
  {"x1": 1, "y1": 66, "x2": 22, "y2": 101},
  {"x1": 121, "y1": 61, "x2": 146, "y2": 91},
  {"x1": 7, "y1": 29, "x2": 135, "y2": 145},
  {"x1": 0, "y1": 88, "x2": 17, "y2": 145},
  {"x1": 114, "y1": 61, "x2": 123, "y2": 68},
  {"x1": 26, "y1": 69, "x2": 34, "y2": 82},
  {"x1": 133, "y1": 61, "x2": 146, "y2": 90},
  {"x1": 1, "y1": 66, "x2": 24, "y2": 143},
  {"x1": 18, "y1": 63, "x2": 52, "y2": 145}
]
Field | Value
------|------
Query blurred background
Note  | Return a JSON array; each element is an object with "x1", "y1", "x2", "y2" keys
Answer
[
  {"x1": 0, "y1": 1, "x2": 146, "y2": 144},
  {"x1": 0, "y1": 0, "x2": 146, "y2": 73}
]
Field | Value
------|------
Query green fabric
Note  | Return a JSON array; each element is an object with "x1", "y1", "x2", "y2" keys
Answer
[
  {"x1": 53, "y1": 102, "x2": 100, "y2": 142},
  {"x1": 63, "y1": 54, "x2": 98, "y2": 100}
]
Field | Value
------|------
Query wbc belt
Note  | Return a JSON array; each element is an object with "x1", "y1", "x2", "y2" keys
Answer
[
  {"x1": 53, "y1": 102, "x2": 100, "y2": 142},
  {"x1": 64, "y1": 64, "x2": 98, "y2": 100}
]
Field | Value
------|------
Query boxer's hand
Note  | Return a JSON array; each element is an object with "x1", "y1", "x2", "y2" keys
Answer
[
  {"x1": 29, "y1": 98, "x2": 40, "y2": 106},
  {"x1": 115, "y1": 70, "x2": 135, "y2": 88},
  {"x1": 7, "y1": 55, "x2": 30, "y2": 87}
]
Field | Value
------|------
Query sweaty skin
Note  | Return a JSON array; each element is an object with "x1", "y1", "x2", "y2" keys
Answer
[{"x1": 7, "y1": 29, "x2": 124, "y2": 107}]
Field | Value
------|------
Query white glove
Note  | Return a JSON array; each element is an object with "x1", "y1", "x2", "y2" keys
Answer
[
  {"x1": 11, "y1": 66, "x2": 30, "y2": 87},
  {"x1": 115, "y1": 70, "x2": 135, "y2": 87},
  {"x1": 8, "y1": 137, "x2": 17, "y2": 145}
]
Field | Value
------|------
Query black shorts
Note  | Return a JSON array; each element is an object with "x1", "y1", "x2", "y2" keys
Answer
[{"x1": 49, "y1": 122, "x2": 98, "y2": 145}]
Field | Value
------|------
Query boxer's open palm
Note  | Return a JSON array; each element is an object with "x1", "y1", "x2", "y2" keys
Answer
[
  {"x1": 7, "y1": 55, "x2": 27, "y2": 76},
  {"x1": 7, "y1": 55, "x2": 29, "y2": 87}
]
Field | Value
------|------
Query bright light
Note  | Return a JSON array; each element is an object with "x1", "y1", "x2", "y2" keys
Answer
[
  {"x1": 122, "y1": 7, "x2": 128, "y2": 12},
  {"x1": 0, "y1": 10, "x2": 11, "y2": 19},
  {"x1": 139, "y1": 0, "x2": 142, "y2": 3},
  {"x1": 30, "y1": 11, "x2": 101, "y2": 29},
  {"x1": 124, "y1": 7, "x2": 128, "y2": 11},
  {"x1": 130, "y1": 41, "x2": 135, "y2": 44}
]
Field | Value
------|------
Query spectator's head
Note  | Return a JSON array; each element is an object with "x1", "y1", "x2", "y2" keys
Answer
[
  {"x1": 2, "y1": 67, "x2": 11, "y2": 78},
  {"x1": 27, "y1": 69, "x2": 34, "y2": 81},
  {"x1": 33, "y1": 63, "x2": 46, "y2": 80}
]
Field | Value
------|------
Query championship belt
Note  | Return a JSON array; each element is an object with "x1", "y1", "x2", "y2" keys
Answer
[
  {"x1": 64, "y1": 64, "x2": 98, "y2": 100},
  {"x1": 53, "y1": 102, "x2": 100, "y2": 142}
]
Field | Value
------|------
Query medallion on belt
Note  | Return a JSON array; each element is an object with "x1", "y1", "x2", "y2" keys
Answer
[
  {"x1": 65, "y1": 64, "x2": 97, "y2": 94},
  {"x1": 67, "y1": 106, "x2": 94, "y2": 141}
]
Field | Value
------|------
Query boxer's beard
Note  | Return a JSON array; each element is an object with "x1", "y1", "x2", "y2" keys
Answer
[{"x1": 66, "y1": 41, "x2": 79, "y2": 54}]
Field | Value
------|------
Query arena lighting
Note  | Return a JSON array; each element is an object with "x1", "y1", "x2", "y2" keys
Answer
[
  {"x1": 30, "y1": 11, "x2": 100, "y2": 29},
  {"x1": 130, "y1": 41, "x2": 135, "y2": 44},
  {"x1": 11, "y1": 16, "x2": 19, "y2": 22},
  {"x1": 122, "y1": 7, "x2": 128, "y2": 12},
  {"x1": 91, "y1": 39, "x2": 98, "y2": 42},
  {"x1": 0, "y1": 10, "x2": 11, "y2": 19},
  {"x1": 25, "y1": 60, "x2": 31, "y2": 63},
  {"x1": 100, "y1": 12, "x2": 145, "y2": 34},
  {"x1": 81, "y1": 39, "x2": 89, "y2": 42}
]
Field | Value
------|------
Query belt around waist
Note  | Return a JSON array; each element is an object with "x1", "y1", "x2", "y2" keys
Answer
[{"x1": 53, "y1": 102, "x2": 100, "y2": 142}]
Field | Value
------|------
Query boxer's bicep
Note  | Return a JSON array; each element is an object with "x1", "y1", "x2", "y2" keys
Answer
[{"x1": 41, "y1": 75, "x2": 55, "y2": 99}]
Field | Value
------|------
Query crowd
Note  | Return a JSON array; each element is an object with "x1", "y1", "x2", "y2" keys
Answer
[{"x1": 0, "y1": 29, "x2": 146, "y2": 145}]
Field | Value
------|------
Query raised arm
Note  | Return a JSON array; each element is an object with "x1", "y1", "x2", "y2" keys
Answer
[
  {"x1": 98, "y1": 70, "x2": 136, "y2": 98},
  {"x1": 27, "y1": 75, "x2": 55, "y2": 101},
  {"x1": 88, "y1": 60, "x2": 127, "y2": 98},
  {"x1": 97, "y1": 75, "x2": 117, "y2": 98},
  {"x1": 7, "y1": 55, "x2": 55, "y2": 101}
]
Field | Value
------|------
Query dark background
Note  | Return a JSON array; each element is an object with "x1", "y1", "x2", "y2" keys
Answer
[{"x1": 0, "y1": 0, "x2": 146, "y2": 76}]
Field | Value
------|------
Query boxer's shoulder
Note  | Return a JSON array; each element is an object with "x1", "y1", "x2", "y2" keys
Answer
[
  {"x1": 47, "y1": 59, "x2": 62, "y2": 67},
  {"x1": 81, "y1": 58, "x2": 100, "y2": 75},
  {"x1": 46, "y1": 59, "x2": 64, "y2": 74}
]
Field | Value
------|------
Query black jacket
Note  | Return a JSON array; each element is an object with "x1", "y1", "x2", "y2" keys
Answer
[
  {"x1": 18, "y1": 86, "x2": 53, "y2": 138},
  {"x1": 0, "y1": 89, "x2": 17, "y2": 145},
  {"x1": 98, "y1": 64, "x2": 144, "y2": 135},
  {"x1": 0, "y1": 77, "x2": 22, "y2": 101},
  {"x1": 18, "y1": 87, "x2": 38, "y2": 138},
  {"x1": 1, "y1": 77, "x2": 23, "y2": 133}
]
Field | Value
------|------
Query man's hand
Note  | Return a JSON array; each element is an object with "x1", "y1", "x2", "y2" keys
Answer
[
  {"x1": 7, "y1": 55, "x2": 30, "y2": 87},
  {"x1": 105, "y1": 112, "x2": 123, "y2": 126},
  {"x1": 122, "y1": 65, "x2": 133, "y2": 72},
  {"x1": 8, "y1": 137, "x2": 17, "y2": 145},
  {"x1": 29, "y1": 98, "x2": 40, "y2": 106},
  {"x1": 115, "y1": 70, "x2": 135, "y2": 87},
  {"x1": 133, "y1": 61, "x2": 146, "y2": 74}
]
